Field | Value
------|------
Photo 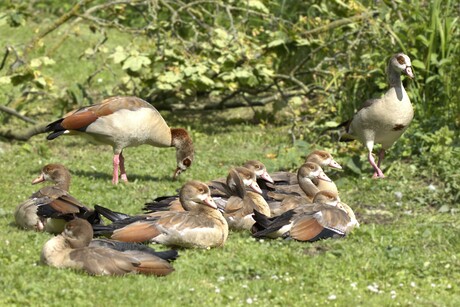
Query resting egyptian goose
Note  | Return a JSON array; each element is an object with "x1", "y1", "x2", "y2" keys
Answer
[
  {"x1": 93, "y1": 181, "x2": 229, "y2": 248},
  {"x1": 41, "y1": 218, "x2": 176, "y2": 276},
  {"x1": 141, "y1": 166, "x2": 263, "y2": 215},
  {"x1": 242, "y1": 160, "x2": 274, "y2": 184},
  {"x1": 14, "y1": 164, "x2": 98, "y2": 233},
  {"x1": 251, "y1": 190, "x2": 358, "y2": 241},
  {"x1": 265, "y1": 162, "x2": 332, "y2": 201},
  {"x1": 339, "y1": 53, "x2": 414, "y2": 178},
  {"x1": 215, "y1": 169, "x2": 270, "y2": 231},
  {"x1": 45, "y1": 96, "x2": 194, "y2": 184}
]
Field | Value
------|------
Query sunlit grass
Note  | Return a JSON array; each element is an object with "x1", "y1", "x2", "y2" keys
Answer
[{"x1": 0, "y1": 122, "x2": 458, "y2": 306}]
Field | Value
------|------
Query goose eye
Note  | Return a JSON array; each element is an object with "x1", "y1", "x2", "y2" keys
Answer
[{"x1": 397, "y1": 55, "x2": 405, "y2": 65}]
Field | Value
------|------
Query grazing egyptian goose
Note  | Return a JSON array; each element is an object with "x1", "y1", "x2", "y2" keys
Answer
[
  {"x1": 14, "y1": 164, "x2": 98, "y2": 233},
  {"x1": 41, "y1": 218, "x2": 176, "y2": 276},
  {"x1": 339, "y1": 53, "x2": 414, "y2": 178},
  {"x1": 214, "y1": 169, "x2": 270, "y2": 231},
  {"x1": 45, "y1": 96, "x2": 194, "y2": 184},
  {"x1": 251, "y1": 190, "x2": 358, "y2": 241},
  {"x1": 93, "y1": 181, "x2": 228, "y2": 248}
]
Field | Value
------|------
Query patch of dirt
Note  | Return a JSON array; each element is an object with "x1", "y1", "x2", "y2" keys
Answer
[{"x1": 302, "y1": 244, "x2": 331, "y2": 256}]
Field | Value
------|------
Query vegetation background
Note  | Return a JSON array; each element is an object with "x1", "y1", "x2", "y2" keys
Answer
[{"x1": 0, "y1": 0, "x2": 458, "y2": 305}]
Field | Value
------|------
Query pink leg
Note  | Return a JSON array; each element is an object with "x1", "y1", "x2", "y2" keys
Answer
[
  {"x1": 112, "y1": 154, "x2": 120, "y2": 184},
  {"x1": 368, "y1": 151, "x2": 385, "y2": 178},
  {"x1": 119, "y1": 152, "x2": 128, "y2": 182}
]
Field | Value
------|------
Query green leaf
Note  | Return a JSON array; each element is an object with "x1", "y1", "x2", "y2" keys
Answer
[
  {"x1": 122, "y1": 55, "x2": 151, "y2": 71},
  {"x1": 158, "y1": 71, "x2": 183, "y2": 84},
  {"x1": 411, "y1": 59, "x2": 426, "y2": 70},
  {"x1": 110, "y1": 46, "x2": 128, "y2": 64},
  {"x1": 247, "y1": 0, "x2": 269, "y2": 14}
]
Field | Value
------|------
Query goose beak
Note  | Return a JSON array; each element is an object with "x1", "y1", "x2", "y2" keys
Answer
[
  {"x1": 203, "y1": 195, "x2": 217, "y2": 209},
  {"x1": 317, "y1": 171, "x2": 332, "y2": 182},
  {"x1": 249, "y1": 181, "x2": 263, "y2": 194},
  {"x1": 405, "y1": 66, "x2": 414, "y2": 79},
  {"x1": 328, "y1": 159, "x2": 342, "y2": 170},
  {"x1": 260, "y1": 171, "x2": 274, "y2": 183},
  {"x1": 32, "y1": 173, "x2": 46, "y2": 185},
  {"x1": 173, "y1": 167, "x2": 183, "y2": 180}
]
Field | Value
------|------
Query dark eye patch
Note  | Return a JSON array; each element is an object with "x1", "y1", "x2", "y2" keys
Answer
[{"x1": 397, "y1": 55, "x2": 405, "y2": 65}]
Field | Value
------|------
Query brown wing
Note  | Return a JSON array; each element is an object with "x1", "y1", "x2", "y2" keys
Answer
[
  {"x1": 111, "y1": 221, "x2": 160, "y2": 243},
  {"x1": 289, "y1": 216, "x2": 325, "y2": 241},
  {"x1": 61, "y1": 96, "x2": 153, "y2": 131},
  {"x1": 70, "y1": 247, "x2": 138, "y2": 276},
  {"x1": 313, "y1": 204, "x2": 350, "y2": 234},
  {"x1": 37, "y1": 187, "x2": 87, "y2": 215},
  {"x1": 121, "y1": 250, "x2": 174, "y2": 276}
]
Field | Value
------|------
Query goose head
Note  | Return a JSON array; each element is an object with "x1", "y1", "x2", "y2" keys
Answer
[
  {"x1": 389, "y1": 53, "x2": 414, "y2": 79},
  {"x1": 179, "y1": 180, "x2": 217, "y2": 210}
]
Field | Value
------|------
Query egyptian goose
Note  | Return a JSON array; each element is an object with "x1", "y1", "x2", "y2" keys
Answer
[
  {"x1": 93, "y1": 181, "x2": 229, "y2": 248},
  {"x1": 41, "y1": 218, "x2": 176, "y2": 276},
  {"x1": 242, "y1": 160, "x2": 274, "y2": 184},
  {"x1": 339, "y1": 53, "x2": 414, "y2": 178},
  {"x1": 45, "y1": 96, "x2": 194, "y2": 184},
  {"x1": 265, "y1": 162, "x2": 332, "y2": 201},
  {"x1": 14, "y1": 164, "x2": 98, "y2": 233},
  {"x1": 214, "y1": 169, "x2": 270, "y2": 231},
  {"x1": 251, "y1": 190, "x2": 358, "y2": 241},
  {"x1": 141, "y1": 166, "x2": 263, "y2": 215}
]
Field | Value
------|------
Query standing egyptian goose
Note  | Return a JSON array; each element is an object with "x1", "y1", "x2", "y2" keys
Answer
[
  {"x1": 251, "y1": 190, "x2": 358, "y2": 241},
  {"x1": 45, "y1": 96, "x2": 194, "y2": 184},
  {"x1": 340, "y1": 53, "x2": 414, "y2": 178},
  {"x1": 93, "y1": 181, "x2": 229, "y2": 248},
  {"x1": 41, "y1": 218, "x2": 176, "y2": 276},
  {"x1": 14, "y1": 164, "x2": 98, "y2": 233}
]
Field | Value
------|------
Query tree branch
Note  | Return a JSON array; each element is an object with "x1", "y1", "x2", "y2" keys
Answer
[
  {"x1": 0, "y1": 105, "x2": 37, "y2": 124},
  {"x1": 0, "y1": 123, "x2": 47, "y2": 141}
]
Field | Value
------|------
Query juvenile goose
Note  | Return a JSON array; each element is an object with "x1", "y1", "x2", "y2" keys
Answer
[
  {"x1": 251, "y1": 190, "x2": 358, "y2": 242},
  {"x1": 265, "y1": 162, "x2": 332, "y2": 202},
  {"x1": 142, "y1": 166, "x2": 263, "y2": 215},
  {"x1": 93, "y1": 181, "x2": 229, "y2": 249},
  {"x1": 41, "y1": 218, "x2": 176, "y2": 276},
  {"x1": 218, "y1": 169, "x2": 271, "y2": 231},
  {"x1": 45, "y1": 96, "x2": 194, "y2": 184},
  {"x1": 14, "y1": 164, "x2": 97, "y2": 233},
  {"x1": 339, "y1": 53, "x2": 414, "y2": 178}
]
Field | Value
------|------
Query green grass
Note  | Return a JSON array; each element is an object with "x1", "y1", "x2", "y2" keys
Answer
[{"x1": 0, "y1": 119, "x2": 459, "y2": 306}]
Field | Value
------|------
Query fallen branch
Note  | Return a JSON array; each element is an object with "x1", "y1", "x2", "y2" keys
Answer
[
  {"x1": 0, "y1": 105, "x2": 37, "y2": 124},
  {"x1": 0, "y1": 123, "x2": 48, "y2": 141}
]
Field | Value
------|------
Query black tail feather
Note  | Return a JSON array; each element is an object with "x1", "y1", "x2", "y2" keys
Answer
[{"x1": 95, "y1": 204, "x2": 131, "y2": 222}]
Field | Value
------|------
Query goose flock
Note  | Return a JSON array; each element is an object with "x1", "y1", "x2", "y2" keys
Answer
[{"x1": 13, "y1": 53, "x2": 414, "y2": 277}]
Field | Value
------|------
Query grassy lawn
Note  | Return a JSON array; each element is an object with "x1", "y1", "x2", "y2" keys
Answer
[{"x1": 0, "y1": 113, "x2": 458, "y2": 306}]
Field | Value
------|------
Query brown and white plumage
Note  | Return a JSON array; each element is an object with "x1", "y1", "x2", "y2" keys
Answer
[
  {"x1": 217, "y1": 169, "x2": 270, "y2": 231},
  {"x1": 14, "y1": 164, "x2": 97, "y2": 233},
  {"x1": 340, "y1": 53, "x2": 414, "y2": 178},
  {"x1": 251, "y1": 190, "x2": 358, "y2": 242},
  {"x1": 41, "y1": 218, "x2": 176, "y2": 276},
  {"x1": 94, "y1": 181, "x2": 229, "y2": 248},
  {"x1": 45, "y1": 96, "x2": 194, "y2": 184},
  {"x1": 265, "y1": 162, "x2": 332, "y2": 203}
]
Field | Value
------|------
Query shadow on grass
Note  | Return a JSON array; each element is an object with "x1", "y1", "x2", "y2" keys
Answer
[{"x1": 72, "y1": 169, "x2": 171, "y2": 183}]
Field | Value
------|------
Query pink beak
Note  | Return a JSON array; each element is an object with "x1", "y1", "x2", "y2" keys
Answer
[
  {"x1": 317, "y1": 171, "x2": 332, "y2": 182},
  {"x1": 249, "y1": 181, "x2": 263, "y2": 194},
  {"x1": 329, "y1": 159, "x2": 342, "y2": 170},
  {"x1": 173, "y1": 167, "x2": 183, "y2": 181},
  {"x1": 260, "y1": 171, "x2": 274, "y2": 183},
  {"x1": 32, "y1": 173, "x2": 45, "y2": 185},
  {"x1": 203, "y1": 195, "x2": 217, "y2": 209},
  {"x1": 405, "y1": 66, "x2": 414, "y2": 79}
]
